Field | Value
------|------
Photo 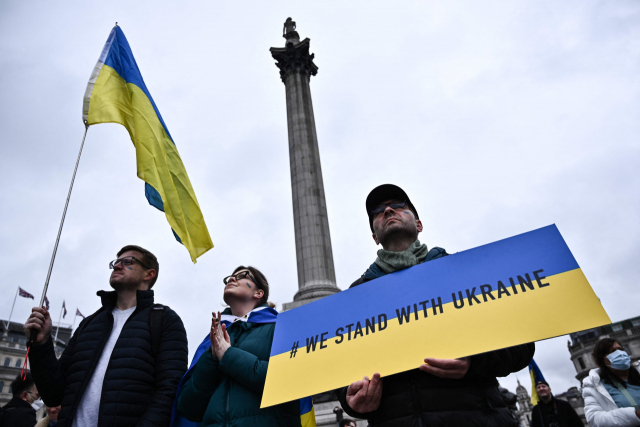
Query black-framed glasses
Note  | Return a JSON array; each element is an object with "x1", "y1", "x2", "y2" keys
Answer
[
  {"x1": 223, "y1": 271, "x2": 257, "y2": 285},
  {"x1": 109, "y1": 256, "x2": 151, "y2": 270},
  {"x1": 370, "y1": 200, "x2": 407, "y2": 217}
]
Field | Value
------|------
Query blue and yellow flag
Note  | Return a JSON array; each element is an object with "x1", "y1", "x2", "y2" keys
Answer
[
  {"x1": 529, "y1": 359, "x2": 546, "y2": 406},
  {"x1": 83, "y1": 26, "x2": 213, "y2": 262}
]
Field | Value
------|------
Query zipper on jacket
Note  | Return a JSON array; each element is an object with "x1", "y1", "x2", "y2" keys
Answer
[
  {"x1": 96, "y1": 305, "x2": 143, "y2": 425},
  {"x1": 70, "y1": 311, "x2": 114, "y2": 426}
]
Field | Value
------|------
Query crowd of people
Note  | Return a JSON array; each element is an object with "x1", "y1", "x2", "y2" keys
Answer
[{"x1": 0, "y1": 184, "x2": 637, "y2": 427}]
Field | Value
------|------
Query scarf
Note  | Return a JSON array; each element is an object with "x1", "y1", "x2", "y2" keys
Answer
[{"x1": 375, "y1": 239, "x2": 429, "y2": 274}]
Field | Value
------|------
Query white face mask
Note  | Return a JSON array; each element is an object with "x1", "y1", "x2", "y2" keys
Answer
[{"x1": 31, "y1": 398, "x2": 44, "y2": 412}]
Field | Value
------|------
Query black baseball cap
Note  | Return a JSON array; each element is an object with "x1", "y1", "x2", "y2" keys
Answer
[
  {"x1": 535, "y1": 380, "x2": 550, "y2": 387},
  {"x1": 366, "y1": 184, "x2": 419, "y2": 232}
]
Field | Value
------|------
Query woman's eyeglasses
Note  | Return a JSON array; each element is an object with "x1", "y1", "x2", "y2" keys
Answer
[{"x1": 223, "y1": 271, "x2": 258, "y2": 285}]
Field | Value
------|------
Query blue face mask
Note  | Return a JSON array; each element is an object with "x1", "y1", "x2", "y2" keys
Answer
[{"x1": 607, "y1": 349, "x2": 631, "y2": 370}]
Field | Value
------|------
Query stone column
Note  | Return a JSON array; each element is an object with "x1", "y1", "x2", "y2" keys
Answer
[{"x1": 271, "y1": 20, "x2": 340, "y2": 310}]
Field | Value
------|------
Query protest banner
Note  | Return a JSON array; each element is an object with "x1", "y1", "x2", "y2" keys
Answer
[{"x1": 261, "y1": 224, "x2": 610, "y2": 408}]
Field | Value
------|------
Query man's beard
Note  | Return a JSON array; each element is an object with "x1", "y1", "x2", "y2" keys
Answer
[
  {"x1": 109, "y1": 276, "x2": 139, "y2": 291},
  {"x1": 378, "y1": 221, "x2": 417, "y2": 247}
]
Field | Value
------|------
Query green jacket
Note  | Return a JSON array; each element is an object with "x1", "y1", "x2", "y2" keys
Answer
[{"x1": 176, "y1": 309, "x2": 301, "y2": 427}]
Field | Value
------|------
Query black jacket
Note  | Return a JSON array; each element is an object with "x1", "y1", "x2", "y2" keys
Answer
[
  {"x1": 29, "y1": 290, "x2": 188, "y2": 427},
  {"x1": 0, "y1": 396, "x2": 37, "y2": 427},
  {"x1": 338, "y1": 255, "x2": 535, "y2": 427},
  {"x1": 531, "y1": 397, "x2": 583, "y2": 427}
]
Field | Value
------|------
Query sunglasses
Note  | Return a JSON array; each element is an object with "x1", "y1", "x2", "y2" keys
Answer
[{"x1": 369, "y1": 200, "x2": 407, "y2": 217}]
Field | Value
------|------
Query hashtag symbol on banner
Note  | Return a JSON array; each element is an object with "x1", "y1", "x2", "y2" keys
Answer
[{"x1": 290, "y1": 341, "x2": 299, "y2": 358}]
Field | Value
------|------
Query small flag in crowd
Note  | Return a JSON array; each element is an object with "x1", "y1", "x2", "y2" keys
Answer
[
  {"x1": 19, "y1": 287, "x2": 35, "y2": 299},
  {"x1": 529, "y1": 359, "x2": 546, "y2": 405},
  {"x1": 76, "y1": 309, "x2": 85, "y2": 319},
  {"x1": 44, "y1": 296, "x2": 50, "y2": 310},
  {"x1": 62, "y1": 300, "x2": 67, "y2": 318}
]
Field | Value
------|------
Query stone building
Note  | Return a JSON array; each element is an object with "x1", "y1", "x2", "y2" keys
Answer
[
  {"x1": 0, "y1": 319, "x2": 71, "y2": 408},
  {"x1": 568, "y1": 315, "x2": 640, "y2": 382},
  {"x1": 515, "y1": 379, "x2": 534, "y2": 427}
]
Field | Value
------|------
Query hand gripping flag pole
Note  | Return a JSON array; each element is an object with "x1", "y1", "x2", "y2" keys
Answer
[{"x1": 23, "y1": 123, "x2": 89, "y2": 378}]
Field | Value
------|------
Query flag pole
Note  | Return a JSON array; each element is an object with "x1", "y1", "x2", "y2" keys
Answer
[
  {"x1": 30, "y1": 123, "x2": 89, "y2": 342},
  {"x1": 5, "y1": 287, "x2": 19, "y2": 329},
  {"x1": 53, "y1": 301, "x2": 64, "y2": 345},
  {"x1": 71, "y1": 310, "x2": 78, "y2": 332}
]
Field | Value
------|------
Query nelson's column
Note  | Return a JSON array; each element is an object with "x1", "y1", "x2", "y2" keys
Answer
[{"x1": 271, "y1": 18, "x2": 341, "y2": 311}]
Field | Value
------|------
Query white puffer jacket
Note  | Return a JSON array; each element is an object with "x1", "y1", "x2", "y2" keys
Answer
[{"x1": 582, "y1": 368, "x2": 640, "y2": 427}]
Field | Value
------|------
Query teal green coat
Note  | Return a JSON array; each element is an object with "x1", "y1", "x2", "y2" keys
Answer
[{"x1": 176, "y1": 309, "x2": 301, "y2": 427}]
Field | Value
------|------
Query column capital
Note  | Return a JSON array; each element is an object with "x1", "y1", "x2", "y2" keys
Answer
[{"x1": 270, "y1": 38, "x2": 318, "y2": 83}]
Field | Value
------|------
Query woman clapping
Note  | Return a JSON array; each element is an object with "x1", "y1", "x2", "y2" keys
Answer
[{"x1": 175, "y1": 266, "x2": 302, "y2": 427}]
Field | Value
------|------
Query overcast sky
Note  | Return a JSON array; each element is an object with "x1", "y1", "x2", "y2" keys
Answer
[{"x1": 1, "y1": 0, "x2": 639, "y2": 399}]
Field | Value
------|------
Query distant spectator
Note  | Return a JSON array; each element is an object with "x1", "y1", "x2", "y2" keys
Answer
[
  {"x1": 530, "y1": 380, "x2": 583, "y2": 427},
  {"x1": 339, "y1": 419, "x2": 357, "y2": 427},
  {"x1": 582, "y1": 338, "x2": 640, "y2": 426},
  {"x1": 35, "y1": 405, "x2": 60, "y2": 427},
  {"x1": 0, "y1": 372, "x2": 41, "y2": 427}
]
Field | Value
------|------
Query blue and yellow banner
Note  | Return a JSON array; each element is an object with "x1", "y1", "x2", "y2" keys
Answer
[
  {"x1": 529, "y1": 359, "x2": 546, "y2": 406},
  {"x1": 261, "y1": 225, "x2": 610, "y2": 408},
  {"x1": 83, "y1": 26, "x2": 213, "y2": 262}
]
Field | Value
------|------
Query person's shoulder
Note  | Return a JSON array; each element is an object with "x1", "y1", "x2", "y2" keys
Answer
[
  {"x1": 582, "y1": 368, "x2": 601, "y2": 388},
  {"x1": 349, "y1": 276, "x2": 366, "y2": 288},
  {"x1": 426, "y1": 246, "x2": 449, "y2": 261},
  {"x1": 154, "y1": 304, "x2": 182, "y2": 321},
  {"x1": 555, "y1": 398, "x2": 574, "y2": 408},
  {"x1": 153, "y1": 304, "x2": 187, "y2": 333},
  {"x1": 350, "y1": 262, "x2": 385, "y2": 288}
]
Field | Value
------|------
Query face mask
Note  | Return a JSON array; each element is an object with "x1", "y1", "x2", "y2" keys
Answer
[
  {"x1": 607, "y1": 349, "x2": 631, "y2": 370},
  {"x1": 30, "y1": 398, "x2": 44, "y2": 412}
]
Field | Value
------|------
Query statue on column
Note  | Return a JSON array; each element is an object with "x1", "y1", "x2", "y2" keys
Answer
[{"x1": 283, "y1": 17, "x2": 296, "y2": 36}]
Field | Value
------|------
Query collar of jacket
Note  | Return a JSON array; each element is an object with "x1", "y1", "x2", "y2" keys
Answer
[
  {"x1": 5, "y1": 395, "x2": 35, "y2": 411},
  {"x1": 221, "y1": 303, "x2": 270, "y2": 331},
  {"x1": 96, "y1": 289, "x2": 155, "y2": 310}
]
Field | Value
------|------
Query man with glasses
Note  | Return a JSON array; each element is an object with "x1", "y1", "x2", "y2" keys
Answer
[
  {"x1": 24, "y1": 245, "x2": 188, "y2": 427},
  {"x1": 0, "y1": 372, "x2": 41, "y2": 427},
  {"x1": 338, "y1": 184, "x2": 535, "y2": 427}
]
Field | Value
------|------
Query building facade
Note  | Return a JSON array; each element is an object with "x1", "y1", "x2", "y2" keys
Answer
[
  {"x1": 568, "y1": 315, "x2": 640, "y2": 382},
  {"x1": 515, "y1": 379, "x2": 534, "y2": 427},
  {"x1": 1, "y1": 319, "x2": 71, "y2": 408}
]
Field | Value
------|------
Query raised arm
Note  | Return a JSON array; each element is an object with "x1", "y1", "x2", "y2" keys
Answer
[{"x1": 26, "y1": 306, "x2": 79, "y2": 407}]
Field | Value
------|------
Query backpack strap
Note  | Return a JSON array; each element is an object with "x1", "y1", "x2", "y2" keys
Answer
[
  {"x1": 150, "y1": 304, "x2": 165, "y2": 359},
  {"x1": 74, "y1": 307, "x2": 105, "y2": 338}
]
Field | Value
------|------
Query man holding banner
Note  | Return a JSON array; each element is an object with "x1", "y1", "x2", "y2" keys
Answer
[{"x1": 338, "y1": 184, "x2": 536, "y2": 426}]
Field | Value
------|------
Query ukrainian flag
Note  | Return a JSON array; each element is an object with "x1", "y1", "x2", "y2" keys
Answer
[
  {"x1": 83, "y1": 26, "x2": 213, "y2": 262},
  {"x1": 529, "y1": 359, "x2": 546, "y2": 406}
]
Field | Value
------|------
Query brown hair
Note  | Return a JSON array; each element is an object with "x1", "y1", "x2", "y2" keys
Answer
[
  {"x1": 233, "y1": 265, "x2": 269, "y2": 306},
  {"x1": 592, "y1": 338, "x2": 640, "y2": 386},
  {"x1": 117, "y1": 245, "x2": 159, "y2": 289}
]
